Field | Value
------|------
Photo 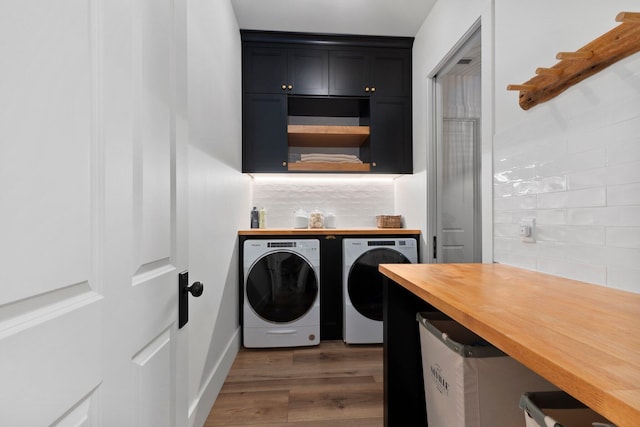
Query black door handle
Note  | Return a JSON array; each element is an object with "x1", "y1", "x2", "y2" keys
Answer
[
  {"x1": 179, "y1": 272, "x2": 203, "y2": 328},
  {"x1": 187, "y1": 281, "x2": 204, "y2": 297}
]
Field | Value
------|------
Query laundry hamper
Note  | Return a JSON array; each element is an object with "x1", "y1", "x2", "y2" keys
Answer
[
  {"x1": 519, "y1": 391, "x2": 616, "y2": 427},
  {"x1": 417, "y1": 312, "x2": 557, "y2": 427}
]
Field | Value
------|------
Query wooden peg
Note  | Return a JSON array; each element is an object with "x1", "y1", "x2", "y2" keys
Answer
[
  {"x1": 507, "y1": 84, "x2": 536, "y2": 91},
  {"x1": 616, "y1": 12, "x2": 640, "y2": 23},
  {"x1": 556, "y1": 51, "x2": 594, "y2": 60},
  {"x1": 536, "y1": 67, "x2": 563, "y2": 76}
]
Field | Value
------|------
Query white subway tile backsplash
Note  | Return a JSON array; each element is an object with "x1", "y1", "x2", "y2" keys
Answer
[
  {"x1": 493, "y1": 223, "x2": 520, "y2": 238},
  {"x1": 538, "y1": 258, "x2": 607, "y2": 286},
  {"x1": 568, "y1": 168, "x2": 606, "y2": 190},
  {"x1": 540, "y1": 175, "x2": 567, "y2": 193},
  {"x1": 606, "y1": 227, "x2": 640, "y2": 249},
  {"x1": 568, "y1": 115, "x2": 640, "y2": 155},
  {"x1": 513, "y1": 180, "x2": 541, "y2": 195},
  {"x1": 606, "y1": 246, "x2": 640, "y2": 268},
  {"x1": 607, "y1": 138, "x2": 640, "y2": 166},
  {"x1": 565, "y1": 149, "x2": 607, "y2": 173},
  {"x1": 494, "y1": 55, "x2": 640, "y2": 293},
  {"x1": 535, "y1": 224, "x2": 607, "y2": 246},
  {"x1": 607, "y1": 182, "x2": 640, "y2": 206},
  {"x1": 251, "y1": 178, "x2": 395, "y2": 228},
  {"x1": 534, "y1": 209, "x2": 566, "y2": 225},
  {"x1": 536, "y1": 225, "x2": 566, "y2": 242},
  {"x1": 494, "y1": 194, "x2": 537, "y2": 211},
  {"x1": 606, "y1": 162, "x2": 640, "y2": 186},
  {"x1": 563, "y1": 226, "x2": 606, "y2": 246},
  {"x1": 494, "y1": 183, "x2": 514, "y2": 198},
  {"x1": 535, "y1": 241, "x2": 567, "y2": 260},
  {"x1": 568, "y1": 207, "x2": 640, "y2": 226},
  {"x1": 563, "y1": 243, "x2": 606, "y2": 264},
  {"x1": 607, "y1": 267, "x2": 640, "y2": 293},
  {"x1": 538, "y1": 187, "x2": 606, "y2": 209}
]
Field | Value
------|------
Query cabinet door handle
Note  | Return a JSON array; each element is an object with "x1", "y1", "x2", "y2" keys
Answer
[
  {"x1": 365, "y1": 86, "x2": 370, "y2": 92},
  {"x1": 287, "y1": 84, "x2": 293, "y2": 90},
  {"x1": 371, "y1": 87, "x2": 376, "y2": 93},
  {"x1": 282, "y1": 161, "x2": 287, "y2": 167},
  {"x1": 281, "y1": 84, "x2": 287, "y2": 90},
  {"x1": 372, "y1": 162, "x2": 377, "y2": 167}
]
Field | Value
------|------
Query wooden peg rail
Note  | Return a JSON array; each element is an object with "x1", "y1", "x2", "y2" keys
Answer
[{"x1": 507, "y1": 11, "x2": 640, "y2": 110}]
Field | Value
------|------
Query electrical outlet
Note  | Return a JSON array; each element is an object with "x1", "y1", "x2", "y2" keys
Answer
[{"x1": 520, "y1": 218, "x2": 536, "y2": 243}]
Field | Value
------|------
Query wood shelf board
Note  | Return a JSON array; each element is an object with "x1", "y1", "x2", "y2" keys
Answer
[
  {"x1": 287, "y1": 162, "x2": 370, "y2": 172},
  {"x1": 511, "y1": 17, "x2": 640, "y2": 110},
  {"x1": 238, "y1": 228, "x2": 420, "y2": 236},
  {"x1": 287, "y1": 125, "x2": 370, "y2": 147}
]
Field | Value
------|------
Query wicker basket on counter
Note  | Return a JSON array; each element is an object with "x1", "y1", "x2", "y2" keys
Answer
[{"x1": 376, "y1": 215, "x2": 403, "y2": 228}]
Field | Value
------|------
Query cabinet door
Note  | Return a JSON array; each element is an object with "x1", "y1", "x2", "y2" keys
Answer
[
  {"x1": 329, "y1": 50, "x2": 370, "y2": 96},
  {"x1": 243, "y1": 93, "x2": 288, "y2": 172},
  {"x1": 370, "y1": 50, "x2": 411, "y2": 97},
  {"x1": 288, "y1": 49, "x2": 329, "y2": 95},
  {"x1": 243, "y1": 47, "x2": 288, "y2": 93},
  {"x1": 370, "y1": 97, "x2": 412, "y2": 173},
  {"x1": 320, "y1": 235, "x2": 342, "y2": 340}
]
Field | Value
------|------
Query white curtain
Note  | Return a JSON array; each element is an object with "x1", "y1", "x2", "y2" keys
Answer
[
  {"x1": 442, "y1": 74, "x2": 481, "y2": 119},
  {"x1": 440, "y1": 74, "x2": 480, "y2": 179}
]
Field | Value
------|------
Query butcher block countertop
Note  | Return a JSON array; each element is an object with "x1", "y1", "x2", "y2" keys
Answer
[
  {"x1": 238, "y1": 228, "x2": 420, "y2": 236},
  {"x1": 379, "y1": 263, "x2": 640, "y2": 427}
]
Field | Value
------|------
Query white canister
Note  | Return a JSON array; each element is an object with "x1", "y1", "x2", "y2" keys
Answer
[
  {"x1": 324, "y1": 212, "x2": 336, "y2": 228},
  {"x1": 293, "y1": 209, "x2": 308, "y2": 229}
]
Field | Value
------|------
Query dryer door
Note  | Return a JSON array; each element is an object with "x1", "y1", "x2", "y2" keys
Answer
[
  {"x1": 246, "y1": 251, "x2": 318, "y2": 323},
  {"x1": 348, "y1": 248, "x2": 411, "y2": 321}
]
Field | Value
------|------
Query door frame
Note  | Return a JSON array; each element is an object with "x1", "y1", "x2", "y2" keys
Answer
[{"x1": 426, "y1": 20, "x2": 492, "y2": 263}]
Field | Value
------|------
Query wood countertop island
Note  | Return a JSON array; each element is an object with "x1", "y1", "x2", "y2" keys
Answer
[{"x1": 379, "y1": 263, "x2": 640, "y2": 427}]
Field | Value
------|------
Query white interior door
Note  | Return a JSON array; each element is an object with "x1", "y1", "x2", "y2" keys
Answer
[
  {"x1": 0, "y1": 0, "x2": 188, "y2": 425},
  {"x1": 440, "y1": 119, "x2": 480, "y2": 263}
]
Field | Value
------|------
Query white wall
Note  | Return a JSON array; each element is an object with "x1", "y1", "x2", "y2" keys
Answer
[
  {"x1": 493, "y1": 0, "x2": 640, "y2": 293},
  {"x1": 404, "y1": 0, "x2": 640, "y2": 293},
  {"x1": 186, "y1": 1, "x2": 250, "y2": 426}
]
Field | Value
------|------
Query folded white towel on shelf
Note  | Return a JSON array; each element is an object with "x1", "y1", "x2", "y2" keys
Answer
[{"x1": 298, "y1": 153, "x2": 363, "y2": 163}]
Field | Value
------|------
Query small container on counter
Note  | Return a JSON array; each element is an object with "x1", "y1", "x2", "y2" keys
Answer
[
  {"x1": 250, "y1": 207, "x2": 259, "y2": 228},
  {"x1": 293, "y1": 209, "x2": 309, "y2": 229},
  {"x1": 258, "y1": 207, "x2": 267, "y2": 229},
  {"x1": 308, "y1": 209, "x2": 324, "y2": 229},
  {"x1": 324, "y1": 212, "x2": 336, "y2": 228}
]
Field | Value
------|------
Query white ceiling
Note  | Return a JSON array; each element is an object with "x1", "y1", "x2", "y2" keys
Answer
[{"x1": 230, "y1": 0, "x2": 437, "y2": 37}]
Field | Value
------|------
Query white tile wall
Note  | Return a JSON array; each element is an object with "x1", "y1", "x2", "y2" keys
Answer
[
  {"x1": 493, "y1": 54, "x2": 640, "y2": 293},
  {"x1": 250, "y1": 176, "x2": 396, "y2": 228}
]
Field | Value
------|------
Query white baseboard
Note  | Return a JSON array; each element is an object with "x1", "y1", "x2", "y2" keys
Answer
[{"x1": 189, "y1": 327, "x2": 241, "y2": 427}]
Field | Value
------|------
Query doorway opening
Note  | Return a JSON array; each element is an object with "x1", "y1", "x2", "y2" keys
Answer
[{"x1": 429, "y1": 27, "x2": 482, "y2": 263}]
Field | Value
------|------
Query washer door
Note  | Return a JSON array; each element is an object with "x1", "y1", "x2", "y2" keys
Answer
[
  {"x1": 246, "y1": 251, "x2": 318, "y2": 323},
  {"x1": 348, "y1": 248, "x2": 411, "y2": 321}
]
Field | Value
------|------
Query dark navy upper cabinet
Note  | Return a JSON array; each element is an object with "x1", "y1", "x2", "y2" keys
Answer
[
  {"x1": 329, "y1": 49, "x2": 410, "y2": 97},
  {"x1": 243, "y1": 46, "x2": 328, "y2": 95},
  {"x1": 241, "y1": 31, "x2": 414, "y2": 174}
]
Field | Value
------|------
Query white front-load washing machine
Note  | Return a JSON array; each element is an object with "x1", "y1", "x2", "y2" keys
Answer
[
  {"x1": 243, "y1": 239, "x2": 320, "y2": 348},
  {"x1": 343, "y1": 238, "x2": 417, "y2": 344}
]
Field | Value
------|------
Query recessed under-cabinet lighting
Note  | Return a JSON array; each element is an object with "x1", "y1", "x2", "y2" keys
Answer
[{"x1": 249, "y1": 174, "x2": 396, "y2": 184}]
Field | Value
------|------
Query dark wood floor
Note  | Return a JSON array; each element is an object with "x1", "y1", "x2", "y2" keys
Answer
[{"x1": 205, "y1": 341, "x2": 383, "y2": 426}]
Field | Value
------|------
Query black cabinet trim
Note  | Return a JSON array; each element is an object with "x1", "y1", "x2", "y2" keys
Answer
[{"x1": 241, "y1": 30, "x2": 414, "y2": 49}]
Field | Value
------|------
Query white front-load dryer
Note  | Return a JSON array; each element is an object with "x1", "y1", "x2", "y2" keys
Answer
[
  {"x1": 243, "y1": 239, "x2": 320, "y2": 348},
  {"x1": 343, "y1": 238, "x2": 417, "y2": 344}
]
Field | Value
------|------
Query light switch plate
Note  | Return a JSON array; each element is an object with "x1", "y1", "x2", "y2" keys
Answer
[{"x1": 520, "y1": 218, "x2": 536, "y2": 243}]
